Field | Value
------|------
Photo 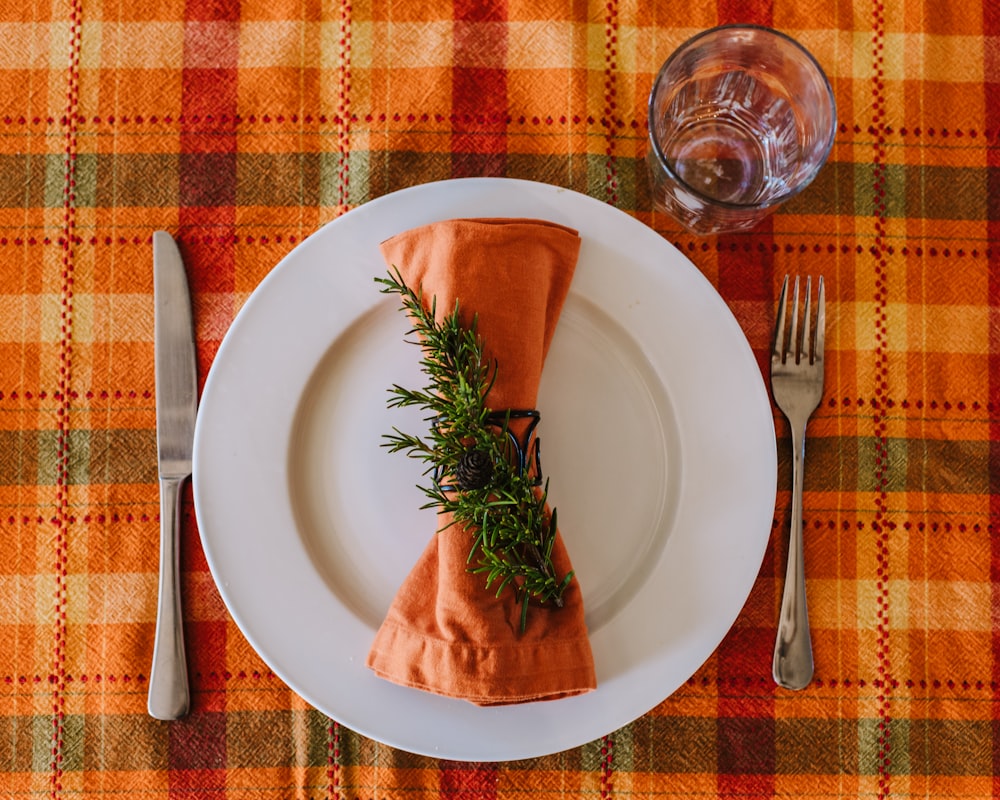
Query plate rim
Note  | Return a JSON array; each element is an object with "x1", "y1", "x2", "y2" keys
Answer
[{"x1": 192, "y1": 177, "x2": 777, "y2": 760}]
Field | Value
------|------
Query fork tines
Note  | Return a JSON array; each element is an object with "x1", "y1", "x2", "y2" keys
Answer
[{"x1": 773, "y1": 275, "x2": 826, "y2": 367}]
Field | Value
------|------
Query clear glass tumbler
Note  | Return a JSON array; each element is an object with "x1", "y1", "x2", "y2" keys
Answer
[{"x1": 647, "y1": 25, "x2": 836, "y2": 235}]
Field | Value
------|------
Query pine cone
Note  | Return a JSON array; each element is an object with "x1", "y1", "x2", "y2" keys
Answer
[{"x1": 454, "y1": 447, "x2": 494, "y2": 490}]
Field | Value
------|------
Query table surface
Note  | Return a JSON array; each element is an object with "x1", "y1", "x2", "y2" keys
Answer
[{"x1": 2, "y1": 0, "x2": 998, "y2": 797}]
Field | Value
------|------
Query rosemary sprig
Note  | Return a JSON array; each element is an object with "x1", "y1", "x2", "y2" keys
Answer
[{"x1": 377, "y1": 268, "x2": 573, "y2": 631}]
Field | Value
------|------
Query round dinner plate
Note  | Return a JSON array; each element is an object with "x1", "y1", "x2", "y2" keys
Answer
[{"x1": 192, "y1": 177, "x2": 776, "y2": 761}]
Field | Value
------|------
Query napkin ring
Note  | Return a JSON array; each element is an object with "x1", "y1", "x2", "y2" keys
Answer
[
  {"x1": 435, "y1": 409, "x2": 543, "y2": 491},
  {"x1": 491, "y1": 409, "x2": 542, "y2": 485}
]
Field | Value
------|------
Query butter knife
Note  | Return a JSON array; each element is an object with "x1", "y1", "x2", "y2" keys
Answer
[{"x1": 148, "y1": 230, "x2": 197, "y2": 720}]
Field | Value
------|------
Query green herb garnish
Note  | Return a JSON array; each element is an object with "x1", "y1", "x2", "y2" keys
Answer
[{"x1": 378, "y1": 268, "x2": 573, "y2": 631}]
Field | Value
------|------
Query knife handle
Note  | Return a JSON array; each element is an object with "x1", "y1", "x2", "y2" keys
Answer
[{"x1": 148, "y1": 476, "x2": 190, "y2": 720}]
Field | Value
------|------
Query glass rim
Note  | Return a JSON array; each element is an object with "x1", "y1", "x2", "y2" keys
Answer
[{"x1": 647, "y1": 23, "x2": 838, "y2": 212}]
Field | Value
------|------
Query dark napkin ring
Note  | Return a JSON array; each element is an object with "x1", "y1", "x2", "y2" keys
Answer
[{"x1": 435, "y1": 409, "x2": 543, "y2": 491}]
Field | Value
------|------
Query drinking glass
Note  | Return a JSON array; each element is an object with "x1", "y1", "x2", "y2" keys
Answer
[{"x1": 647, "y1": 25, "x2": 836, "y2": 235}]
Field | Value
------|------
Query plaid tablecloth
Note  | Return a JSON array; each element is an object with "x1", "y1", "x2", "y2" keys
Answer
[{"x1": 2, "y1": 0, "x2": 997, "y2": 797}]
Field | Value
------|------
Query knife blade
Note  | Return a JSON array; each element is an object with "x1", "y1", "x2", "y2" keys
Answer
[{"x1": 148, "y1": 230, "x2": 197, "y2": 720}]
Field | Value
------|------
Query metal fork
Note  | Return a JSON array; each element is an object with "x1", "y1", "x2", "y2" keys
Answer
[{"x1": 771, "y1": 274, "x2": 825, "y2": 690}]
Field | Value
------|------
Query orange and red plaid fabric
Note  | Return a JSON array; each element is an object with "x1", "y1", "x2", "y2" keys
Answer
[{"x1": 2, "y1": 0, "x2": 998, "y2": 797}]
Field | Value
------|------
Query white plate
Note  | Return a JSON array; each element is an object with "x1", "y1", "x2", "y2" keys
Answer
[{"x1": 193, "y1": 178, "x2": 776, "y2": 761}]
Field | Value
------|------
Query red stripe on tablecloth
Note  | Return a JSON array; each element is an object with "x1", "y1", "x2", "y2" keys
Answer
[
  {"x1": 166, "y1": 767, "x2": 226, "y2": 800},
  {"x1": 869, "y1": 1, "x2": 893, "y2": 796},
  {"x1": 454, "y1": 0, "x2": 503, "y2": 21},
  {"x1": 716, "y1": 0, "x2": 771, "y2": 23},
  {"x1": 713, "y1": 0, "x2": 777, "y2": 325},
  {"x1": 985, "y1": 2, "x2": 1000, "y2": 796},
  {"x1": 180, "y1": 0, "x2": 239, "y2": 247},
  {"x1": 714, "y1": 196, "x2": 775, "y2": 371},
  {"x1": 599, "y1": 0, "x2": 620, "y2": 776},
  {"x1": 603, "y1": 0, "x2": 619, "y2": 204},
  {"x1": 174, "y1": 3, "x2": 240, "y2": 747},
  {"x1": 600, "y1": 733, "x2": 614, "y2": 798},
  {"x1": 716, "y1": 626, "x2": 777, "y2": 796},
  {"x1": 440, "y1": 762, "x2": 498, "y2": 800},
  {"x1": 451, "y1": 0, "x2": 507, "y2": 176},
  {"x1": 51, "y1": 1, "x2": 83, "y2": 797},
  {"x1": 328, "y1": 720, "x2": 341, "y2": 800},
  {"x1": 335, "y1": 0, "x2": 352, "y2": 215},
  {"x1": 168, "y1": 711, "x2": 227, "y2": 796},
  {"x1": 714, "y1": 0, "x2": 776, "y2": 353},
  {"x1": 712, "y1": 2, "x2": 777, "y2": 793}
]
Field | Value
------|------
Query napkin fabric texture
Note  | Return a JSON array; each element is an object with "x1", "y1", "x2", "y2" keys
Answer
[{"x1": 366, "y1": 218, "x2": 596, "y2": 705}]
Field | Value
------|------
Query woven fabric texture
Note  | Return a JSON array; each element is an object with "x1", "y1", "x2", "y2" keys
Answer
[{"x1": 1, "y1": 0, "x2": 998, "y2": 797}]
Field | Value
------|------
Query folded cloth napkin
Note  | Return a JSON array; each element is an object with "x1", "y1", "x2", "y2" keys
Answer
[{"x1": 366, "y1": 218, "x2": 597, "y2": 705}]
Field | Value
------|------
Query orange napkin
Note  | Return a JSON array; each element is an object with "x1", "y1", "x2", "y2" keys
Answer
[{"x1": 366, "y1": 218, "x2": 597, "y2": 705}]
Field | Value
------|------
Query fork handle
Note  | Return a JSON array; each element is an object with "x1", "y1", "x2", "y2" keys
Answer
[{"x1": 772, "y1": 420, "x2": 814, "y2": 690}]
